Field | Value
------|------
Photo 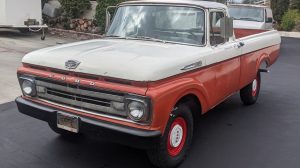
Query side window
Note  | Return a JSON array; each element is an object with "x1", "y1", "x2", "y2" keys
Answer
[{"x1": 209, "y1": 11, "x2": 227, "y2": 46}]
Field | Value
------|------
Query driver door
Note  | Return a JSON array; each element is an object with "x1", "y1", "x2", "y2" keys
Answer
[{"x1": 206, "y1": 10, "x2": 242, "y2": 104}]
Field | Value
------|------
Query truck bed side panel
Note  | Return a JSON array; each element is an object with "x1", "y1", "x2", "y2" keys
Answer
[
  {"x1": 239, "y1": 30, "x2": 281, "y2": 88},
  {"x1": 239, "y1": 45, "x2": 280, "y2": 89},
  {"x1": 234, "y1": 28, "x2": 268, "y2": 39}
]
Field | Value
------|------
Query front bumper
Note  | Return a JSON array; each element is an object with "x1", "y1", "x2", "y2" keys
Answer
[{"x1": 15, "y1": 97, "x2": 161, "y2": 149}]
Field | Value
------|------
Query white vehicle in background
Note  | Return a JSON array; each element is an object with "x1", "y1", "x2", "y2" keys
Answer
[
  {"x1": 228, "y1": 4, "x2": 275, "y2": 30},
  {"x1": 0, "y1": 0, "x2": 47, "y2": 40}
]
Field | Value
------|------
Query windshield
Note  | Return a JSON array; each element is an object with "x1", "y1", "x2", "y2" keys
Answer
[
  {"x1": 229, "y1": 6, "x2": 264, "y2": 22},
  {"x1": 107, "y1": 5, "x2": 205, "y2": 46}
]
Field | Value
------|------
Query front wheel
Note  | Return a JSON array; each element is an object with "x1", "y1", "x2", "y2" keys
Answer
[
  {"x1": 240, "y1": 73, "x2": 261, "y2": 105},
  {"x1": 147, "y1": 104, "x2": 193, "y2": 168}
]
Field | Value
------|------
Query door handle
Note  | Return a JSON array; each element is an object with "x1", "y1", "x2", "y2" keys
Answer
[{"x1": 234, "y1": 42, "x2": 245, "y2": 49}]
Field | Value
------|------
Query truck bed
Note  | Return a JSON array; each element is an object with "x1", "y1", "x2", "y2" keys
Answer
[{"x1": 234, "y1": 28, "x2": 268, "y2": 39}]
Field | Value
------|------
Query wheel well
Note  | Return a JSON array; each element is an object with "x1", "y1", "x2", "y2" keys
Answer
[
  {"x1": 175, "y1": 94, "x2": 202, "y2": 121},
  {"x1": 259, "y1": 60, "x2": 268, "y2": 69}
]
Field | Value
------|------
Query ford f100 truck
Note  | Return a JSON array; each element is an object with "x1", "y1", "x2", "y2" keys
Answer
[{"x1": 16, "y1": 1, "x2": 281, "y2": 167}]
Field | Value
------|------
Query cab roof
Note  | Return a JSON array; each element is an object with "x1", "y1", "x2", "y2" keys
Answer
[
  {"x1": 120, "y1": 0, "x2": 228, "y2": 9},
  {"x1": 228, "y1": 3, "x2": 268, "y2": 8}
]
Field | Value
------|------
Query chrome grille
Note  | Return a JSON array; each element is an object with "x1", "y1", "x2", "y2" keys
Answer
[{"x1": 35, "y1": 78, "x2": 127, "y2": 117}]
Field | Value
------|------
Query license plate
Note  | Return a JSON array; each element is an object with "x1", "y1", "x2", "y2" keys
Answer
[{"x1": 57, "y1": 112, "x2": 79, "y2": 133}]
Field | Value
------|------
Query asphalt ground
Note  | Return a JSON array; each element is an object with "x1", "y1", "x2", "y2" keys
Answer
[{"x1": 0, "y1": 37, "x2": 299, "y2": 168}]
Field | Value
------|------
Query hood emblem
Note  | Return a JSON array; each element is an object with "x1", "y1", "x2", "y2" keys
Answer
[{"x1": 65, "y1": 60, "x2": 81, "y2": 69}]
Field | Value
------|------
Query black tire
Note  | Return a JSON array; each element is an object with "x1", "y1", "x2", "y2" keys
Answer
[
  {"x1": 240, "y1": 73, "x2": 261, "y2": 105},
  {"x1": 147, "y1": 104, "x2": 194, "y2": 168},
  {"x1": 48, "y1": 122, "x2": 81, "y2": 138}
]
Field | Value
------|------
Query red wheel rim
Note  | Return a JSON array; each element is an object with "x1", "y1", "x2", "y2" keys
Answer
[
  {"x1": 167, "y1": 117, "x2": 187, "y2": 157},
  {"x1": 252, "y1": 76, "x2": 259, "y2": 97}
]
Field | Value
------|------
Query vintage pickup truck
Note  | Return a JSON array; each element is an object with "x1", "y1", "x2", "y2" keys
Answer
[{"x1": 15, "y1": 0, "x2": 281, "y2": 167}]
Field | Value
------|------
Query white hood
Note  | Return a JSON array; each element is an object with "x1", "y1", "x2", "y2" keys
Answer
[
  {"x1": 233, "y1": 20, "x2": 265, "y2": 29},
  {"x1": 22, "y1": 39, "x2": 207, "y2": 82}
]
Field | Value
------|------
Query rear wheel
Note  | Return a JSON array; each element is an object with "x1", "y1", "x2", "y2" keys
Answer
[
  {"x1": 240, "y1": 73, "x2": 261, "y2": 105},
  {"x1": 147, "y1": 104, "x2": 193, "y2": 168}
]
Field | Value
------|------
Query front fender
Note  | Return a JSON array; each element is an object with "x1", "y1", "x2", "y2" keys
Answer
[{"x1": 146, "y1": 77, "x2": 210, "y2": 134}]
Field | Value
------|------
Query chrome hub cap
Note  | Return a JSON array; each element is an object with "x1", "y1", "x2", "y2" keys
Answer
[
  {"x1": 252, "y1": 79, "x2": 258, "y2": 92},
  {"x1": 170, "y1": 124, "x2": 183, "y2": 148}
]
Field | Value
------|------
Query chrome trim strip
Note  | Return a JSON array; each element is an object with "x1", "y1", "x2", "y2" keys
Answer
[
  {"x1": 181, "y1": 61, "x2": 203, "y2": 71},
  {"x1": 19, "y1": 76, "x2": 35, "y2": 83}
]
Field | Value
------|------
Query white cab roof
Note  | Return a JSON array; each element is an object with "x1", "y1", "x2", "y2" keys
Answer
[
  {"x1": 121, "y1": 0, "x2": 228, "y2": 9},
  {"x1": 228, "y1": 4, "x2": 268, "y2": 8}
]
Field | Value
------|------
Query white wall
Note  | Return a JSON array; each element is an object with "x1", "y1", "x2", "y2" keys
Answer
[
  {"x1": 5, "y1": 0, "x2": 42, "y2": 27},
  {"x1": 0, "y1": 0, "x2": 6, "y2": 25}
]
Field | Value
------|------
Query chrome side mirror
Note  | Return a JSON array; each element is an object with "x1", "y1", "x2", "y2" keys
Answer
[
  {"x1": 220, "y1": 16, "x2": 233, "y2": 39},
  {"x1": 225, "y1": 17, "x2": 234, "y2": 39}
]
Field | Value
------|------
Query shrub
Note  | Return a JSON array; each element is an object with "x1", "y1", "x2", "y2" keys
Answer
[
  {"x1": 280, "y1": 9, "x2": 300, "y2": 31},
  {"x1": 59, "y1": 0, "x2": 91, "y2": 19},
  {"x1": 42, "y1": 0, "x2": 49, "y2": 8},
  {"x1": 290, "y1": 0, "x2": 300, "y2": 10},
  {"x1": 271, "y1": 0, "x2": 290, "y2": 23},
  {"x1": 95, "y1": 0, "x2": 126, "y2": 34}
]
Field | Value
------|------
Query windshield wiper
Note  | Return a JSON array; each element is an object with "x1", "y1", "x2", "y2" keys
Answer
[
  {"x1": 128, "y1": 36, "x2": 167, "y2": 43},
  {"x1": 106, "y1": 35, "x2": 168, "y2": 44},
  {"x1": 238, "y1": 17, "x2": 261, "y2": 22},
  {"x1": 105, "y1": 35, "x2": 127, "y2": 39}
]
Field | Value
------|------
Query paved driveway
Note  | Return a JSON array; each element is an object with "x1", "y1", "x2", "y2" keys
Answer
[
  {"x1": 0, "y1": 29, "x2": 75, "y2": 104},
  {"x1": 0, "y1": 37, "x2": 299, "y2": 168}
]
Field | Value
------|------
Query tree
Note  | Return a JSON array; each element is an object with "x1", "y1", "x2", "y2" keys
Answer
[
  {"x1": 271, "y1": 0, "x2": 290, "y2": 22},
  {"x1": 59, "y1": 0, "x2": 91, "y2": 19},
  {"x1": 95, "y1": 0, "x2": 126, "y2": 33},
  {"x1": 290, "y1": 0, "x2": 300, "y2": 10}
]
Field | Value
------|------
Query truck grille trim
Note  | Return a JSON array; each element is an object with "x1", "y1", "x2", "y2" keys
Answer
[
  {"x1": 36, "y1": 80, "x2": 124, "y2": 102},
  {"x1": 46, "y1": 88, "x2": 111, "y2": 106},
  {"x1": 35, "y1": 79, "x2": 127, "y2": 117}
]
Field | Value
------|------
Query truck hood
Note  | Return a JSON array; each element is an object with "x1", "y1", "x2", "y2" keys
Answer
[
  {"x1": 233, "y1": 20, "x2": 265, "y2": 29},
  {"x1": 22, "y1": 39, "x2": 207, "y2": 82}
]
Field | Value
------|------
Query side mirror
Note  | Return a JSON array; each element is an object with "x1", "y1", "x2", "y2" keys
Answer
[
  {"x1": 220, "y1": 16, "x2": 233, "y2": 39},
  {"x1": 105, "y1": 6, "x2": 116, "y2": 32},
  {"x1": 266, "y1": 17, "x2": 273, "y2": 23}
]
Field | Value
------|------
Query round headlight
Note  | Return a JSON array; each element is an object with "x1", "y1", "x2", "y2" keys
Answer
[
  {"x1": 128, "y1": 101, "x2": 146, "y2": 121},
  {"x1": 22, "y1": 80, "x2": 36, "y2": 96}
]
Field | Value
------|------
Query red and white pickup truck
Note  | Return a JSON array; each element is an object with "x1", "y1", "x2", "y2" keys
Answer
[{"x1": 16, "y1": 0, "x2": 281, "y2": 167}]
